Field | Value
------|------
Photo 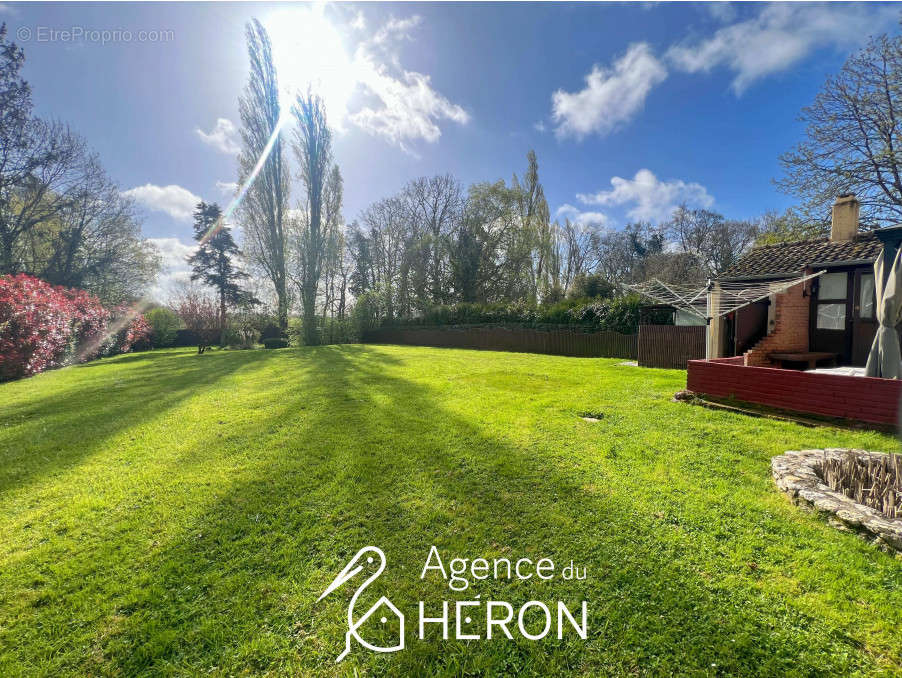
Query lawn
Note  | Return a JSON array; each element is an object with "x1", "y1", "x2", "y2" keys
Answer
[{"x1": 0, "y1": 345, "x2": 900, "y2": 676}]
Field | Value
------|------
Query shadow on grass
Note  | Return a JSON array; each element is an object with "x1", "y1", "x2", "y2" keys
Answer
[
  {"x1": 0, "y1": 348, "x2": 279, "y2": 497},
  {"x1": 33, "y1": 346, "x2": 885, "y2": 677}
]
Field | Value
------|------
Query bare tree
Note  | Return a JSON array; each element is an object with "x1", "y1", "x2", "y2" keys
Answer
[
  {"x1": 558, "y1": 218, "x2": 602, "y2": 294},
  {"x1": 666, "y1": 205, "x2": 757, "y2": 276},
  {"x1": 358, "y1": 196, "x2": 407, "y2": 320},
  {"x1": 292, "y1": 90, "x2": 341, "y2": 345},
  {"x1": 400, "y1": 174, "x2": 463, "y2": 309},
  {"x1": 237, "y1": 18, "x2": 290, "y2": 331},
  {"x1": 780, "y1": 32, "x2": 902, "y2": 227}
]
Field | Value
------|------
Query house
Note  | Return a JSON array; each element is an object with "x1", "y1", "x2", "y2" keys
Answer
[{"x1": 707, "y1": 195, "x2": 902, "y2": 368}]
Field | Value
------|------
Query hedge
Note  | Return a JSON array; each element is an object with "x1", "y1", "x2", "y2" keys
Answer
[{"x1": 386, "y1": 297, "x2": 647, "y2": 335}]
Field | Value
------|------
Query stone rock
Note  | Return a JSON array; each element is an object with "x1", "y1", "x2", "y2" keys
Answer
[{"x1": 771, "y1": 448, "x2": 902, "y2": 556}]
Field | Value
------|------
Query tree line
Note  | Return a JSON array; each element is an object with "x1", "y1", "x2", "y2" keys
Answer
[
  {"x1": 221, "y1": 16, "x2": 779, "y2": 339},
  {"x1": 341, "y1": 159, "x2": 767, "y2": 326},
  {"x1": 0, "y1": 25, "x2": 159, "y2": 305}
]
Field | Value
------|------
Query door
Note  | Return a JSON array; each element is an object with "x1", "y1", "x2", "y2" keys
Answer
[
  {"x1": 851, "y1": 269, "x2": 878, "y2": 366},
  {"x1": 733, "y1": 300, "x2": 769, "y2": 355},
  {"x1": 810, "y1": 270, "x2": 852, "y2": 363}
]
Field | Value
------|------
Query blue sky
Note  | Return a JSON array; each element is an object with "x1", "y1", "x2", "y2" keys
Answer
[{"x1": 3, "y1": 1, "x2": 899, "y2": 296}]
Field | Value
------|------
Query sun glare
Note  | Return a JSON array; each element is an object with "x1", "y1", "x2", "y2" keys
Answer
[{"x1": 264, "y1": 7, "x2": 357, "y2": 127}]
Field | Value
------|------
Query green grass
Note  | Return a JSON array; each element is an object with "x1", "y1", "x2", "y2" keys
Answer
[{"x1": 0, "y1": 345, "x2": 900, "y2": 676}]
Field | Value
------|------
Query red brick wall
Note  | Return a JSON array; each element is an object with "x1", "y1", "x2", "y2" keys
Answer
[
  {"x1": 744, "y1": 284, "x2": 810, "y2": 366},
  {"x1": 687, "y1": 359, "x2": 900, "y2": 425}
]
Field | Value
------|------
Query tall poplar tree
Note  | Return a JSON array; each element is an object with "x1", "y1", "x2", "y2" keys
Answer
[
  {"x1": 237, "y1": 18, "x2": 290, "y2": 332},
  {"x1": 292, "y1": 90, "x2": 342, "y2": 345}
]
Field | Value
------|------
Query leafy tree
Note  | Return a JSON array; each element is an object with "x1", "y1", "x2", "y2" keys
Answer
[
  {"x1": 187, "y1": 202, "x2": 255, "y2": 346},
  {"x1": 780, "y1": 32, "x2": 902, "y2": 227},
  {"x1": 145, "y1": 307, "x2": 179, "y2": 348},
  {"x1": 512, "y1": 150, "x2": 554, "y2": 301},
  {"x1": 237, "y1": 18, "x2": 290, "y2": 332},
  {"x1": 568, "y1": 273, "x2": 614, "y2": 300},
  {"x1": 0, "y1": 24, "x2": 158, "y2": 301}
]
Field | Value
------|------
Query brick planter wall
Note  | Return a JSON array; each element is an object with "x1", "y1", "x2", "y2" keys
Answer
[
  {"x1": 687, "y1": 359, "x2": 901, "y2": 426},
  {"x1": 744, "y1": 283, "x2": 810, "y2": 367}
]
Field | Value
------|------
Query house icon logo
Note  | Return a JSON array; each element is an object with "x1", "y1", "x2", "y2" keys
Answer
[{"x1": 317, "y1": 546, "x2": 405, "y2": 663}]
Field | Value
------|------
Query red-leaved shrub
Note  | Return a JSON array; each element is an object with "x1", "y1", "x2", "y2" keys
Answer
[
  {"x1": 106, "y1": 305, "x2": 152, "y2": 355},
  {"x1": 0, "y1": 274, "x2": 150, "y2": 381}
]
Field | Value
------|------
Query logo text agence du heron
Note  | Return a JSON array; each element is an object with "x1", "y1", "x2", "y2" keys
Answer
[{"x1": 318, "y1": 545, "x2": 589, "y2": 663}]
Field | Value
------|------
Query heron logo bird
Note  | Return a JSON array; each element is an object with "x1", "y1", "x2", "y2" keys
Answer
[{"x1": 318, "y1": 546, "x2": 405, "y2": 663}]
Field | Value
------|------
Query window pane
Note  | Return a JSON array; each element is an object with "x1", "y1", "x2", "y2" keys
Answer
[
  {"x1": 817, "y1": 303, "x2": 846, "y2": 330},
  {"x1": 819, "y1": 272, "x2": 847, "y2": 299},
  {"x1": 859, "y1": 273, "x2": 875, "y2": 319}
]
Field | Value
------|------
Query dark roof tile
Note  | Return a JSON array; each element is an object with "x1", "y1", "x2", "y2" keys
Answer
[{"x1": 718, "y1": 233, "x2": 883, "y2": 279}]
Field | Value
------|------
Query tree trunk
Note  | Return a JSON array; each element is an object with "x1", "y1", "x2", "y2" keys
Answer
[
  {"x1": 302, "y1": 283, "x2": 317, "y2": 346},
  {"x1": 220, "y1": 288, "x2": 227, "y2": 347},
  {"x1": 0, "y1": 234, "x2": 16, "y2": 275},
  {"x1": 275, "y1": 275, "x2": 288, "y2": 334}
]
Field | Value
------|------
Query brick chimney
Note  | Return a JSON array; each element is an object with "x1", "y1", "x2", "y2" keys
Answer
[{"x1": 830, "y1": 194, "x2": 859, "y2": 241}]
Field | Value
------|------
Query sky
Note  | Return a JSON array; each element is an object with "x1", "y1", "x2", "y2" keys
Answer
[{"x1": 3, "y1": 1, "x2": 899, "y2": 299}]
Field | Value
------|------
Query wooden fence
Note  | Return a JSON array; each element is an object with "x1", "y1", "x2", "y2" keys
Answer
[
  {"x1": 362, "y1": 326, "x2": 638, "y2": 359},
  {"x1": 637, "y1": 324, "x2": 706, "y2": 369}
]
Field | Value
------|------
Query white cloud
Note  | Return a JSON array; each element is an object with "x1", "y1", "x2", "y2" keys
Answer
[
  {"x1": 348, "y1": 16, "x2": 469, "y2": 152},
  {"x1": 533, "y1": 120, "x2": 547, "y2": 133},
  {"x1": 705, "y1": 2, "x2": 737, "y2": 23},
  {"x1": 146, "y1": 237, "x2": 196, "y2": 302},
  {"x1": 351, "y1": 11, "x2": 366, "y2": 31},
  {"x1": 371, "y1": 15, "x2": 421, "y2": 47},
  {"x1": 667, "y1": 3, "x2": 897, "y2": 94},
  {"x1": 555, "y1": 203, "x2": 610, "y2": 227},
  {"x1": 552, "y1": 43, "x2": 667, "y2": 140},
  {"x1": 196, "y1": 118, "x2": 241, "y2": 154},
  {"x1": 216, "y1": 180, "x2": 239, "y2": 196},
  {"x1": 350, "y1": 61, "x2": 469, "y2": 151},
  {"x1": 576, "y1": 169, "x2": 714, "y2": 223},
  {"x1": 122, "y1": 183, "x2": 202, "y2": 223}
]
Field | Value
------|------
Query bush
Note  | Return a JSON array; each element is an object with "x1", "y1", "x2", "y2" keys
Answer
[
  {"x1": 0, "y1": 274, "x2": 150, "y2": 381},
  {"x1": 568, "y1": 273, "x2": 615, "y2": 300},
  {"x1": 263, "y1": 337, "x2": 289, "y2": 349},
  {"x1": 259, "y1": 323, "x2": 282, "y2": 341},
  {"x1": 104, "y1": 305, "x2": 152, "y2": 356},
  {"x1": 146, "y1": 307, "x2": 179, "y2": 348},
  {"x1": 387, "y1": 295, "x2": 642, "y2": 335},
  {"x1": 173, "y1": 328, "x2": 200, "y2": 347}
]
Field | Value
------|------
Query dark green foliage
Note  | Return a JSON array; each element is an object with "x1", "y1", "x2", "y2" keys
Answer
[
  {"x1": 390, "y1": 295, "x2": 642, "y2": 334},
  {"x1": 262, "y1": 337, "x2": 288, "y2": 349},
  {"x1": 145, "y1": 307, "x2": 179, "y2": 348},
  {"x1": 173, "y1": 329, "x2": 199, "y2": 348},
  {"x1": 259, "y1": 323, "x2": 282, "y2": 341},
  {"x1": 568, "y1": 273, "x2": 614, "y2": 300},
  {"x1": 187, "y1": 203, "x2": 253, "y2": 309}
]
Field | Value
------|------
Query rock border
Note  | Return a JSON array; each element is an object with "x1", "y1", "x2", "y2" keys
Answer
[{"x1": 772, "y1": 449, "x2": 902, "y2": 555}]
